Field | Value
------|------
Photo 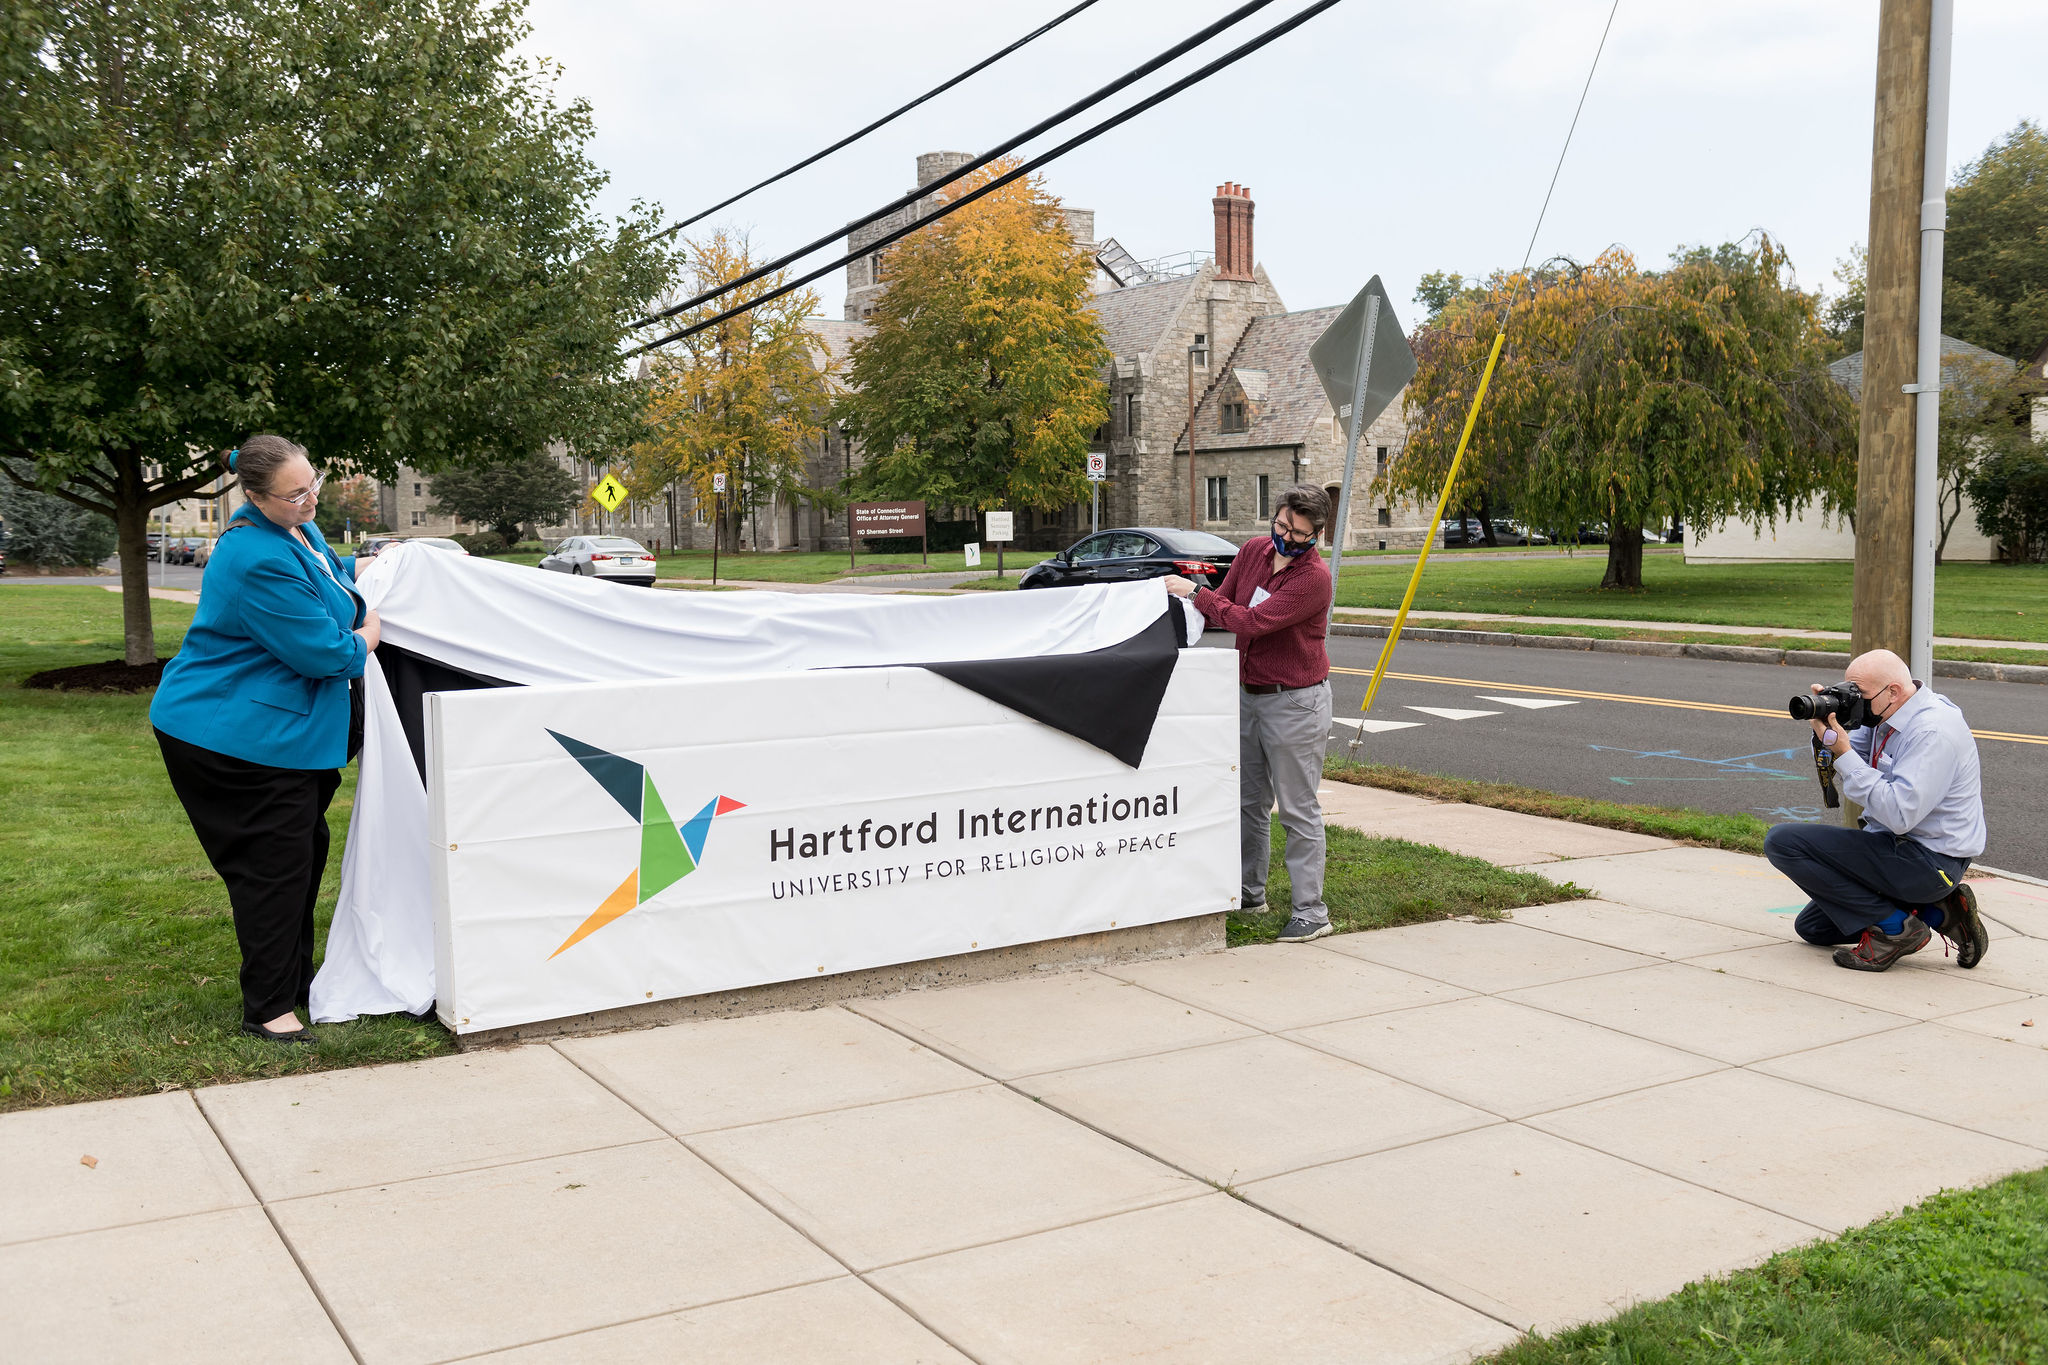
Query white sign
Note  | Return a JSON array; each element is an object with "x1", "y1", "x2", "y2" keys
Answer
[
  {"x1": 1087, "y1": 453, "x2": 1108, "y2": 480},
  {"x1": 986, "y1": 511, "x2": 1014, "y2": 542},
  {"x1": 963, "y1": 543, "x2": 982, "y2": 567},
  {"x1": 426, "y1": 655, "x2": 1238, "y2": 1032},
  {"x1": 712, "y1": 473, "x2": 727, "y2": 494}
]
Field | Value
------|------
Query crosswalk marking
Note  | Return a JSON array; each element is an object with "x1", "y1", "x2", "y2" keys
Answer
[
  {"x1": 1332, "y1": 717, "x2": 1425, "y2": 734},
  {"x1": 1477, "y1": 695, "x2": 1579, "y2": 710},
  {"x1": 1405, "y1": 706, "x2": 1502, "y2": 721}
]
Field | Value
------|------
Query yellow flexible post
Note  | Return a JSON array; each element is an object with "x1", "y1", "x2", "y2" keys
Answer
[{"x1": 1362, "y1": 329, "x2": 1508, "y2": 712}]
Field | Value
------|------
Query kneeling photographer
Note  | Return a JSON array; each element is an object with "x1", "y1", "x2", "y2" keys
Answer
[{"x1": 1763, "y1": 649, "x2": 1987, "y2": 972}]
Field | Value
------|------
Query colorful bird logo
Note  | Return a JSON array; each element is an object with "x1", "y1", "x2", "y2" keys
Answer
[{"x1": 546, "y1": 729, "x2": 744, "y2": 958}]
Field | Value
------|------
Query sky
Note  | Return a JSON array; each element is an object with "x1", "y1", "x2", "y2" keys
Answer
[{"x1": 519, "y1": 0, "x2": 2045, "y2": 330}]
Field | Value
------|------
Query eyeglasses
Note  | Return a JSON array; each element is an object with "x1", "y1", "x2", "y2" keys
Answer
[
  {"x1": 1271, "y1": 517, "x2": 1317, "y2": 545},
  {"x1": 267, "y1": 473, "x2": 325, "y2": 509}
]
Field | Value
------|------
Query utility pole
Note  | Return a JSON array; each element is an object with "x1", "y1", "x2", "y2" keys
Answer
[{"x1": 1851, "y1": 0, "x2": 1936, "y2": 662}]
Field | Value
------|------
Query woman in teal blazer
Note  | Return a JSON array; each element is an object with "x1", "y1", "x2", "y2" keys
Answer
[{"x1": 151, "y1": 435, "x2": 382, "y2": 1041}]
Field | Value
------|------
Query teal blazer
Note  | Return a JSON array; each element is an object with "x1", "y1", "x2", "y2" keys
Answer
[{"x1": 151, "y1": 504, "x2": 368, "y2": 770}]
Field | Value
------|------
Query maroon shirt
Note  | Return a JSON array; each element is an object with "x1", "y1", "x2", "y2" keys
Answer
[{"x1": 1192, "y1": 541, "x2": 1333, "y2": 687}]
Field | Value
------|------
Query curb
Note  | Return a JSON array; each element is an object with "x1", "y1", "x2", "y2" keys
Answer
[{"x1": 1328, "y1": 622, "x2": 2048, "y2": 686}]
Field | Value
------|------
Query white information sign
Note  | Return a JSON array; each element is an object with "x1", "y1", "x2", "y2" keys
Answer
[
  {"x1": 985, "y1": 511, "x2": 1014, "y2": 542},
  {"x1": 712, "y1": 472, "x2": 727, "y2": 493},
  {"x1": 963, "y1": 542, "x2": 982, "y2": 567},
  {"x1": 1087, "y1": 453, "x2": 1107, "y2": 480},
  {"x1": 426, "y1": 654, "x2": 1238, "y2": 1032}
]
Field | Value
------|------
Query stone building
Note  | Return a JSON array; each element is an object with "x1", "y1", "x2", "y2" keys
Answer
[{"x1": 1089, "y1": 181, "x2": 1434, "y2": 549}]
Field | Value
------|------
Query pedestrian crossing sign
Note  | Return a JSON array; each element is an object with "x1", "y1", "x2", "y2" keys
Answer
[{"x1": 591, "y1": 475, "x2": 629, "y2": 511}]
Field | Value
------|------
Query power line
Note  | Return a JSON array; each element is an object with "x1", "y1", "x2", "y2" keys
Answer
[
  {"x1": 632, "y1": 0, "x2": 1280, "y2": 331},
  {"x1": 1505, "y1": 0, "x2": 1620, "y2": 311},
  {"x1": 629, "y1": 0, "x2": 1346, "y2": 358},
  {"x1": 650, "y1": 0, "x2": 1102, "y2": 244}
]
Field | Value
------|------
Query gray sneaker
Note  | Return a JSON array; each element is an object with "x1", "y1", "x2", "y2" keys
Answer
[
  {"x1": 1276, "y1": 916, "x2": 1332, "y2": 943},
  {"x1": 1240, "y1": 896, "x2": 1267, "y2": 913},
  {"x1": 1926, "y1": 882, "x2": 1988, "y2": 969},
  {"x1": 1832, "y1": 914, "x2": 1930, "y2": 971}
]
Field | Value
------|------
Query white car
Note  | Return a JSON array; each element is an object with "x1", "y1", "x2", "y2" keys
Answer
[
  {"x1": 540, "y1": 535, "x2": 659, "y2": 586},
  {"x1": 357, "y1": 536, "x2": 470, "y2": 563}
]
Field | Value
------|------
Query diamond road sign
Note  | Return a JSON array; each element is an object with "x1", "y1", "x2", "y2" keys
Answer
[
  {"x1": 590, "y1": 475, "x2": 629, "y2": 511},
  {"x1": 1307, "y1": 276, "x2": 1417, "y2": 438}
]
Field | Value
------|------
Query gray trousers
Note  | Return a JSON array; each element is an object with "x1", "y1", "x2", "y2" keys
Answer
[{"x1": 1240, "y1": 682, "x2": 1331, "y2": 924}]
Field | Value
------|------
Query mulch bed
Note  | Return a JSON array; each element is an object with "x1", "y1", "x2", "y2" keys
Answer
[{"x1": 23, "y1": 658, "x2": 170, "y2": 693}]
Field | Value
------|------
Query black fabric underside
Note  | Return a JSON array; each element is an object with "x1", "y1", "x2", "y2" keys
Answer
[
  {"x1": 376, "y1": 604, "x2": 1186, "y2": 777},
  {"x1": 921, "y1": 606, "x2": 1183, "y2": 769},
  {"x1": 376, "y1": 642, "x2": 516, "y2": 783}
]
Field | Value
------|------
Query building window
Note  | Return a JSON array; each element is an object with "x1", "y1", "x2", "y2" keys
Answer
[
  {"x1": 410, "y1": 510, "x2": 423, "y2": 527},
  {"x1": 1122, "y1": 394, "x2": 1141, "y2": 438},
  {"x1": 1256, "y1": 475, "x2": 1271, "y2": 518},
  {"x1": 1376, "y1": 445, "x2": 1389, "y2": 469},
  {"x1": 1377, "y1": 507, "x2": 1392, "y2": 527},
  {"x1": 413, "y1": 482, "x2": 422, "y2": 497},
  {"x1": 693, "y1": 503, "x2": 706, "y2": 525},
  {"x1": 1192, "y1": 333, "x2": 1208, "y2": 368},
  {"x1": 1204, "y1": 476, "x2": 1228, "y2": 522},
  {"x1": 1220, "y1": 401, "x2": 1247, "y2": 433},
  {"x1": 870, "y1": 251, "x2": 885, "y2": 283}
]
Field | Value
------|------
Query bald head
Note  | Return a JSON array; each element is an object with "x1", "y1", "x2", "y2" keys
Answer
[{"x1": 1846, "y1": 649, "x2": 1915, "y2": 716}]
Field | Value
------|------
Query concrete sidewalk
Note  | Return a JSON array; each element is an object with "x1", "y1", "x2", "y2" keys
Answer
[{"x1": 6, "y1": 793, "x2": 2046, "y2": 1363}]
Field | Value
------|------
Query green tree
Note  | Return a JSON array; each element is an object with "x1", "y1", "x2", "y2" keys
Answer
[
  {"x1": 0, "y1": 0, "x2": 675, "y2": 663},
  {"x1": 838, "y1": 158, "x2": 1108, "y2": 522},
  {"x1": 1390, "y1": 240, "x2": 1858, "y2": 589},
  {"x1": 429, "y1": 451, "x2": 581, "y2": 544},
  {"x1": 1823, "y1": 244, "x2": 1867, "y2": 359},
  {"x1": 1944, "y1": 120, "x2": 2048, "y2": 360},
  {"x1": 627, "y1": 232, "x2": 830, "y2": 553},
  {"x1": 1933, "y1": 353, "x2": 2039, "y2": 561},
  {"x1": 1412, "y1": 271, "x2": 1484, "y2": 324},
  {"x1": 313, "y1": 475, "x2": 383, "y2": 542}
]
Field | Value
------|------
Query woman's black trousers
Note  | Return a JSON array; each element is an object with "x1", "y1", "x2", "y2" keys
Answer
[{"x1": 155, "y1": 729, "x2": 341, "y2": 1027}]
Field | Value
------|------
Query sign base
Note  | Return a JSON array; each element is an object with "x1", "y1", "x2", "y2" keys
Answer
[{"x1": 453, "y1": 911, "x2": 1225, "y2": 1049}]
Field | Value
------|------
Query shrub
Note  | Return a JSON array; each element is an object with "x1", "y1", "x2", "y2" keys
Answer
[
  {"x1": 450, "y1": 530, "x2": 510, "y2": 556},
  {"x1": 1968, "y1": 440, "x2": 2048, "y2": 562}
]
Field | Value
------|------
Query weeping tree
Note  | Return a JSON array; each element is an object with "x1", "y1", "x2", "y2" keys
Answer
[
  {"x1": 0, "y1": 0, "x2": 675, "y2": 663},
  {"x1": 1388, "y1": 240, "x2": 1858, "y2": 589}
]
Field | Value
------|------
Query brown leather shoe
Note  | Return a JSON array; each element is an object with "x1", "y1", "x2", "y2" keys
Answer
[
  {"x1": 1833, "y1": 914, "x2": 1931, "y2": 972},
  {"x1": 1927, "y1": 882, "x2": 1988, "y2": 969}
]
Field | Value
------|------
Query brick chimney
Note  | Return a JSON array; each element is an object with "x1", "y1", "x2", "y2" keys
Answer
[{"x1": 1212, "y1": 182, "x2": 1254, "y2": 281}]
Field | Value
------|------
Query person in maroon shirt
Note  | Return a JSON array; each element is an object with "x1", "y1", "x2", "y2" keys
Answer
[{"x1": 1165, "y1": 485, "x2": 1335, "y2": 941}]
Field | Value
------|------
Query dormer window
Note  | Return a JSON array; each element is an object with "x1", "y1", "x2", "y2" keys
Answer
[{"x1": 1220, "y1": 401, "x2": 1248, "y2": 433}]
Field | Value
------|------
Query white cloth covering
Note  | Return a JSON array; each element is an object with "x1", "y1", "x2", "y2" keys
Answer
[{"x1": 310, "y1": 545, "x2": 1200, "y2": 1021}]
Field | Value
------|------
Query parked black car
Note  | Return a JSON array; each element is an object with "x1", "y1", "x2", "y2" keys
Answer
[{"x1": 1019, "y1": 527, "x2": 1239, "y2": 591}]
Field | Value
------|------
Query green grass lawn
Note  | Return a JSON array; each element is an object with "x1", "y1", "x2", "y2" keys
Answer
[
  {"x1": 1332, "y1": 555, "x2": 2048, "y2": 642},
  {"x1": 0, "y1": 588, "x2": 452, "y2": 1110},
  {"x1": 1229, "y1": 819, "x2": 1581, "y2": 946},
  {"x1": 1327, "y1": 759, "x2": 1771, "y2": 855},
  {"x1": 1482, "y1": 1165, "x2": 2048, "y2": 1364},
  {"x1": 487, "y1": 547, "x2": 1054, "y2": 583},
  {"x1": 1334, "y1": 615, "x2": 2048, "y2": 666}
]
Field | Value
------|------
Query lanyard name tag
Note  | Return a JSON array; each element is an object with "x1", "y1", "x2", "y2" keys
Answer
[{"x1": 1250, "y1": 586, "x2": 1272, "y2": 609}]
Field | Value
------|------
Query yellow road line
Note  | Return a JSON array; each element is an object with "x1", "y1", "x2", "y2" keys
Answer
[{"x1": 1331, "y1": 666, "x2": 2048, "y2": 746}]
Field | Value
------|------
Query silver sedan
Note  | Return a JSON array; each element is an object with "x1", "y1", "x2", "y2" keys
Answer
[{"x1": 539, "y1": 535, "x2": 660, "y2": 586}]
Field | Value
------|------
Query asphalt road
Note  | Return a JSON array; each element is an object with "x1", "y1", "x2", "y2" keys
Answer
[{"x1": 1218, "y1": 633, "x2": 2048, "y2": 879}]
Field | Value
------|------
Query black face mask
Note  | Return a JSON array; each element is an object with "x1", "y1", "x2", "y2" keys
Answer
[{"x1": 1271, "y1": 527, "x2": 1315, "y2": 557}]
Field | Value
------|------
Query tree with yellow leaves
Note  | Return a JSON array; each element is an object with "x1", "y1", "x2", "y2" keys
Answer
[
  {"x1": 838, "y1": 159, "x2": 1109, "y2": 521},
  {"x1": 1389, "y1": 240, "x2": 1857, "y2": 588},
  {"x1": 629, "y1": 231, "x2": 830, "y2": 551}
]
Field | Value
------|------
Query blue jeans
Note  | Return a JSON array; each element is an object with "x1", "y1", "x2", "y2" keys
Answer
[{"x1": 1763, "y1": 822, "x2": 1970, "y2": 945}]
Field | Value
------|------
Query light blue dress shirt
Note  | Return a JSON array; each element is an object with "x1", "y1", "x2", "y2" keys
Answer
[{"x1": 1833, "y1": 684, "x2": 1986, "y2": 859}]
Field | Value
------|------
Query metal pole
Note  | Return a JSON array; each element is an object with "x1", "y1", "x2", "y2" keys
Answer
[
  {"x1": 1091, "y1": 481, "x2": 1099, "y2": 535},
  {"x1": 1187, "y1": 354, "x2": 1198, "y2": 530},
  {"x1": 712, "y1": 490, "x2": 721, "y2": 585},
  {"x1": 1326, "y1": 294, "x2": 1381, "y2": 629},
  {"x1": 1909, "y1": 0, "x2": 1952, "y2": 683},
  {"x1": 158, "y1": 510, "x2": 167, "y2": 588}
]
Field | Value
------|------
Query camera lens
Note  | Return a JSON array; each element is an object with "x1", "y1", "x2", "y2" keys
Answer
[{"x1": 1788, "y1": 696, "x2": 1816, "y2": 720}]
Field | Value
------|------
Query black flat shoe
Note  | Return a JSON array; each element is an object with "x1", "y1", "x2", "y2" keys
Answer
[{"x1": 240, "y1": 1021, "x2": 314, "y2": 1043}]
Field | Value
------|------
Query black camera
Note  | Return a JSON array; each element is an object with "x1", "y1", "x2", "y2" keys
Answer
[{"x1": 1788, "y1": 680, "x2": 1875, "y2": 730}]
